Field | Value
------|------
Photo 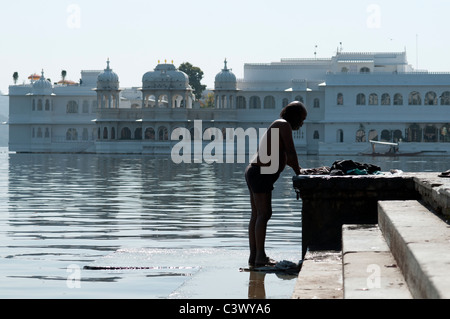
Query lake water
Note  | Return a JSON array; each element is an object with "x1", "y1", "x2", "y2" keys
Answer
[{"x1": 0, "y1": 148, "x2": 448, "y2": 299}]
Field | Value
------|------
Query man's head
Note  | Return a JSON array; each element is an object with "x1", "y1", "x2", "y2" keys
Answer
[{"x1": 280, "y1": 101, "x2": 308, "y2": 130}]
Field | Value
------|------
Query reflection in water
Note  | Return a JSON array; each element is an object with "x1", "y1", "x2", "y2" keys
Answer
[
  {"x1": 1, "y1": 152, "x2": 302, "y2": 298},
  {"x1": 248, "y1": 272, "x2": 266, "y2": 299},
  {"x1": 1, "y1": 151, "x2": 448, "y2": 298}
]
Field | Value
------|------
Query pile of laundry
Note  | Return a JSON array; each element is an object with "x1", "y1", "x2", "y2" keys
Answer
[{"x1": 300, "y1": 159, "x2": 382, "y2": 176}]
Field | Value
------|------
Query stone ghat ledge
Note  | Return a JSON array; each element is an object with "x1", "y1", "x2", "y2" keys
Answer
[
  {"x1": 378, "y1": 200, "x2": 450, "y2": 299},
  {"x1": 293, "y1": 172, "x2": 450, "y2": 220},
  {"x1": 412, "y1": 173, "x2": 450, "y2": 220},
  {"x1": 292, "y1": 172, "x2": 450, "y2": 257},
  {"x1": 293, "y1": 173, "x2": 418, "y2": 201},
  {"x1": 291, "y1": 172, "x2": 450, "y2": 299}
]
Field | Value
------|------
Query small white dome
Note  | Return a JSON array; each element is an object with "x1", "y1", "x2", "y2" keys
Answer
[
  {"x1": 214, "y1": 59, "x2": 236, "y2": 89},
  {"x1": 32, "y1": 70, "x2": 52, "y2": 94},
  {"x1": 97, "y1": 59, "x2": 119, "y2": 90}
]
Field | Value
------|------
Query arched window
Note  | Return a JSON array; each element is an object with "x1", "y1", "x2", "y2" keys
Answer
[
  {"x1": 337, "y1": 93, "x2": 344, "y2": 105},
  {"x1": 369, "y1": 93, "x2": 378, "y2": 105},
  {"x1": 37, "y1": 127, "x2": 42, "y2": 138},
  {"x1": 37, "y1": 99, "x2": 43, "y2": 111},
  {"x1": 82, "y1": 100, "x2": 89, "y2": 113},
  {"x1": 294, "y1": 95, "x2": 304, "y2": 103},
  {"x1": 313, "y1": 131, "x2": 319, "y2": 139},
  {"x1": 381, "y1": 93, "x2": 390, "y2": 105},
  {"x1": 263, "y1": 96, "x2": 275, "y2": 109},
  {"x1": 282, "y1": 98, "x2": 289, "y2": 107},
  {"x1": 158, "y1": 126, "x2": 168, "y2": 140},
  {"x1": 360, "y1": 67, "x2": 370, "y2": 73},
  {"x1": 111, "y1": 127, "x2": 115, "y2": 140},
  {"x1": 145, "y1": 127, "x2": 155, "y2": 140},
  {"x1": 134, "y1": 128, "x2": 142, "y2": 140},
  {"x1": 82, "y1": 128, "x2": 88, "y2": 141},
  {"x1": 440, "y1": 92, "x2": 450, "y2": 105},
  {"x1": 173, "y1": 95, "x2": 184, "y2": 108},
  {"x1": 67, "y1": 100, "x2": 79, "y2": 113},
  {"x1": 424, "y1": 91, "x2": 437, "y2": 105},
  {"x1": 356, "y1": 129, "x2": 366, "y2": 142},
  {"x1": 424, "y1": 125, "x2": 437, "y2": 142},
  {"x1": 66, "y1": 128, "x2": 78, "y2": 141},
  {"x1": 144, "y1": 95, "x2": 156, "y2": 108},
  {"x1": 158, "y1": 95, "x2": 168, "y2": 108},
  {"x1": 45, "y1": 128, "x2": 50, "y2": 138},
  {"x1": 228, "y1": 95, "x2": 234, "y2": 109},
  {"x1": 249, "y1": 96, "x2": 261, "y2": 109},
  {"x1": 440, "y1": 124, "x2": 450, "y2": 142},
  {"x1": 393, "y1": 130, "x2": 403, "y2": 142},
  {"x1": 103, "y1": 127, "x2": 108, "y2": 139},
  {"x1": 45, "y1": 99, "x2": 50, "y2": 111},
  {"x1": 313, "y1": 98, "x2": 320, "y2": 108},
  {"x1": 394, "y1": 93, "x2": 403, "y2": 105},
  {"x1": 356, "y1": 93, "x2": 366, "y2": 105},
  {"x1": 337, "y1": 129, "x2": 344, "y2": 143},
  {"x1": 120, "y1": 127, "x2": 131, "y2": 140},
  {"x1": 407, "y1": 124, "x2": 422, "y2": 142},
  {"x1": 236, "y1": 96, "x2": 246, "y2": 109},
  {"x1": 381, "y1": 130, "x2": 391, "y2": 141},
  {"x1": 408, "y1": 92, "x2": 421, "y2": 105}
]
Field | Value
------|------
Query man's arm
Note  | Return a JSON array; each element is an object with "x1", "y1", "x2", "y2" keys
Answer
[{"x1": 279, "y1": 121, "x2": 301, "y2": 175}]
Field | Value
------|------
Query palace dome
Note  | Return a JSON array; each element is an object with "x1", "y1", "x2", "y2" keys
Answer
[
  {"x1": 97, "y1": 59, "x2": 119, "y2": 90},
  {"x1": 142, "y1": 63, "x2": 190, "y2": 90},
  {"x1": 214, "y1": 59, "x2": 237, "y2": 90},
  {"x1": 32, "y1": 70, "x2": 53, "y2": 95}
]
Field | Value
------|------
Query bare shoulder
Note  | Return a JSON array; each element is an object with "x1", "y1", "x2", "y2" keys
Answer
[
  {"x1": 271, "y1": 119, "x2": 291, "y2": 131},
  {"x1": 271, "y1": 119, "x2": 289, "y2": 127}
]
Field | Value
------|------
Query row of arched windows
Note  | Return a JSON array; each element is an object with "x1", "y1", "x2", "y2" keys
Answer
[
  {"x1": 66, "y1": 128, "x2": 92, "y2": 141},
  {"x1": 31, "y1": 99, "x2": 97, "y2": 113},
  {"x1": 67, "y1": 100, "x2": 96, "y2": 113},
  {"x1": 337, "y1": 91, "x2": 450, "y2": 106},
  {"x1": 99, "y1": 126, "x2": 169, "y2": 141},
  {"x1": 32, "y1": 127, "x2": 51, "y2": 138},
  {"x1": 32, "y1": 98, "x2": 51, "y2": 111},
  {"x1": 31, "y1": 127, "x2": 94, "y2": 141},
  {"x1": 98, "y1": 125, "x2": 307, "y2": 141},
  {"x1": 347, "y1": 124, "x2": 450, "y2": 143},
  {"x1": 235, "y1": 95, "x2": 320, "y2": 109}
]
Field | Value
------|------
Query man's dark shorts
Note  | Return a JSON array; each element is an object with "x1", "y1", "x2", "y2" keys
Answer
[{"x1": 245, "y1": 164, "x2": 280, "y2": 193}]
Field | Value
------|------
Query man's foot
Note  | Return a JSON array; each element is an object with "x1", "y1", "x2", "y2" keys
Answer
[{"x1": 254, "y1": 257, "x2": 277, "y2": 267}]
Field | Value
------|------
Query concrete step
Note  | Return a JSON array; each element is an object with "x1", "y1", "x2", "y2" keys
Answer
[
  {"x1": 292, "y1": 250, "x2": 343, "y2": 299},
  {"x1": 342, "y1": 225, "x2": 412, "y2": 299},
  {"x1": 378, "y1": 200, "x2": 450, "y2": 299}
]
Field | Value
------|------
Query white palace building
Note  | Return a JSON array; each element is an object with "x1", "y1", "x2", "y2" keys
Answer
[{"x1": 7, "y1": 51, "x2": 450, "y2": 156}]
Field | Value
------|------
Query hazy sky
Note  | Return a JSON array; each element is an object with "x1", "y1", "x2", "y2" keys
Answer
[{"x1": 1, "y1": 0, "x2": 450, "y2": 93}]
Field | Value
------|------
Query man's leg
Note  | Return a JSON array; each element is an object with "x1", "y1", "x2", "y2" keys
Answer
[
  {"x1": 252, "y1": 192, "x2": 272, "y2": 265},
  {"x1": 248, "y1": 191, "x2": 257, "y2": 265}
]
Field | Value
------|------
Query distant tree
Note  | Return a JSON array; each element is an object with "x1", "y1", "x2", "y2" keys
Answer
[
  {"x1": 178, "y1": 62, "x2": 207, "y2": 100},
  {"x1": 204, "y1": 92, "x2": 215, "y2": 108},
  {"x1": 61, "y1": 70, "x2": 67, "y2": 84},
  {"x1": 13, "y1": 72, "x2": 18, "y2": 84}
]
